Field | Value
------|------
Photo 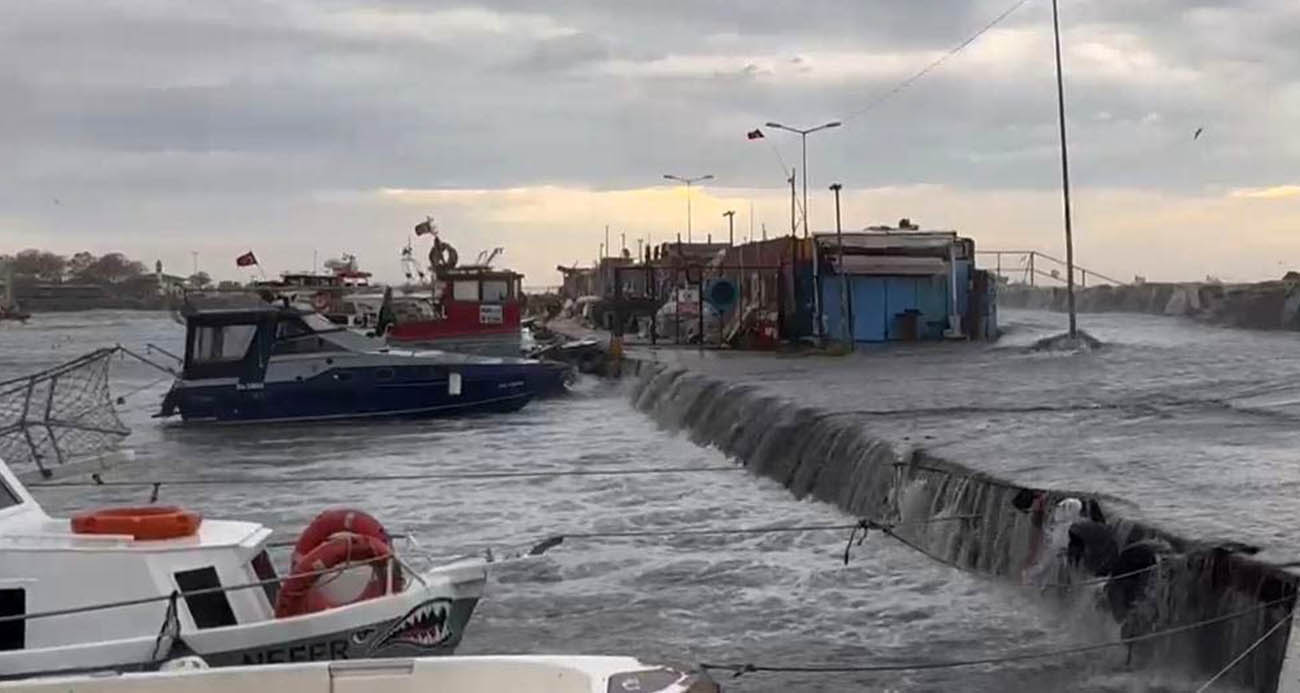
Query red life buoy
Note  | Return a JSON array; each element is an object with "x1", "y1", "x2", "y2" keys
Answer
[
  {"x1": 290, "y1": 508, "x2": 391, "y2": 566},
  {"x1": 71, "y1": 506, "x2": 201, "y2": 541},
  {"x1": 274, "y1": 534, "x2": 401, "y2": 618},
  {"x1": 311, "y1": 292, "x2": 331, "y2": 311}
]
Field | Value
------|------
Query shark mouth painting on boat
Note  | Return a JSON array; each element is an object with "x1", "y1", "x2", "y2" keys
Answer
[{"x1": 372, "y1": 598, "x2": 453, "y2": 651}]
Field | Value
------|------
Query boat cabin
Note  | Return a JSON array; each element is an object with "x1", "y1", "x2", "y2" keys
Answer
[
  {"x1": 384, "y1": 267, "x2": 524, "y2": 354},
  {"x1": 0, "y1": 457, "x2": 279, "y2": 669}
]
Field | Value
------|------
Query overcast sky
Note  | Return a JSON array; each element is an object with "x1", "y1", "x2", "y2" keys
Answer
[{"x1": 4, "y1": 0, "x2": 1299, "y2": 285}]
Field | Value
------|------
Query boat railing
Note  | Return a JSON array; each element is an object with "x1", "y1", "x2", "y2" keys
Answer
[{"x1": 0, "y1": 551, "x2": 421, "y2": 629}]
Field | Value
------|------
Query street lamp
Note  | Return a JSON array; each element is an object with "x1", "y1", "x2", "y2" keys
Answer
[
  {"x1": 723, "y1": 210, "x2": 736, "y2": 246},
  {"x1": 663, "y1": 173, "x2": 714, "y2": 243},
  {"x1": 764, "y1": 121, "x2": 841, "y2": 238}
]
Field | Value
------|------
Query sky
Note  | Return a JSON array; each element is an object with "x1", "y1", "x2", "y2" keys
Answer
[{"x1": 3, "y1": 0, "x2": 1300, "y2": 286}]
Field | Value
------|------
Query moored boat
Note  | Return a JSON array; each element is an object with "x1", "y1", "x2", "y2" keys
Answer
[
  {"x1": 382, "y1": 227, "x2": 527, "y2": 357},
  {"x1": 0, "y1": 456, "x2": 488, "y2": 679},
  {"x1": 157, "y1": 300, "x2": 568, "y2": 424},
  {"x1": 1, "y1": 655, "x2": 719, "y2": 692}
]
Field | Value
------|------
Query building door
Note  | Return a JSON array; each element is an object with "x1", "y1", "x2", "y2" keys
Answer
[{"x1": 850, "y1": 276, "x2": 888, "y2": 342}]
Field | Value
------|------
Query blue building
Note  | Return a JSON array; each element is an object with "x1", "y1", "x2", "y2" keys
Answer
[{"x1": 815, "y1": 228, "x2": 997, "y2": 343}]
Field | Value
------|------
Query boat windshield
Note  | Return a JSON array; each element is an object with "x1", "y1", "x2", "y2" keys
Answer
[{"x1": 300, "y1": 313, "x2": 343, "y2": 333}]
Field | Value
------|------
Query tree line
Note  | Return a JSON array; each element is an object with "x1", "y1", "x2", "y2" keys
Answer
[{"x1": 0, "y1": 248, "x2": 223, "y2": 288}]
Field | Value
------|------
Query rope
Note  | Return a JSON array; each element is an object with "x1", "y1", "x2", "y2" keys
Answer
[
  {"x1": 114, "y1": 374, "x2": 173, "y2": 403},
  {"x1": 1192, "y1": 610, "x2": 1294, "y2": 693},
  {"x1": 29, "y1": 465, "x2": 745, "y2": 490},
  {"x1": 0, "y1": 552, "x2": 403, "y2": 625},
  {"x1": 700, "y1": 595, "x2": 1294, "y2": 676}
]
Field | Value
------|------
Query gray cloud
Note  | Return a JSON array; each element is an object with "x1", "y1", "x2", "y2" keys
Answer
[{"x1": 3, "y1": 0, "x2": 1299, "y2": 272}]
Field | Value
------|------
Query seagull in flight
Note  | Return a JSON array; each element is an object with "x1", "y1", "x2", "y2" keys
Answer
[{"x1": 1193, "y1": 127, "x2": 1204, "y2": 141}]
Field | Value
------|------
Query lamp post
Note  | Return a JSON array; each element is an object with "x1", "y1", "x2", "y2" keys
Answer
[
  {"x1": 723, "y1": 210, "x2": 735, "y2": 246},
  {"x1": 764, "y1": 121, "x2": 841, "y2": 237},
  {"x1": 663, "y1": 174, "x2": 714, "y2": 243},
  {"x1": 830, "y1": 183, "x2": 849, "y2": 347}
]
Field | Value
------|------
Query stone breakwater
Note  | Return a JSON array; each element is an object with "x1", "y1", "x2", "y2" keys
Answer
[
  {"x1": 627, "y1": 360, "x2": 1298, "y2": 692},
  {"x1": 1000, "y1": 282, "x2": 1300, "y2": 331}
]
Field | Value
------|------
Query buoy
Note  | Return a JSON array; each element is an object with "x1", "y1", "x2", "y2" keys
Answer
[{"x1": 71, "y1": 506, "x2": 201, "y2": 541}]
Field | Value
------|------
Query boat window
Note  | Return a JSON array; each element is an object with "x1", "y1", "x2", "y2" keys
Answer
[
  {"x1": 0, "y1": 589, "x2": 23, "y2": 651},
  {"x1": 375, "y1": 367, "x2": 395, "y2": 381},
  {"x1": 276, "y1": 318, "x2": 313, "y2": 339},
  {"x1": 0, "y1": 477, "x2": 19, "y2": 510},
  {"x1": 272, "y1": 334, "x2": 343, "y2": 355},
  {"x1": 249, "y1": 551, "x2": 279, "y2": 606},
  {"x1": 175, "y1": 567, "x2": 238, "y2": 629},
  {"x1": 192, "y1": 324, "x2": 257, "y2": 364},
  {"x1": 481, "y1": 280, "x2": 509, "y2": 302},
  {"x1": 453, "y1": 280, "x2": 479, "y2": 301}
]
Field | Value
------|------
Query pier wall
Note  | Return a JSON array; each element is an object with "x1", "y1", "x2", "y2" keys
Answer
[
  {"x1": 626, "y1": 361, "x2": 1299, "y2": 691},
  {"x1": 1000, "y1": 282, "x2": 1300, "y2": 330}
]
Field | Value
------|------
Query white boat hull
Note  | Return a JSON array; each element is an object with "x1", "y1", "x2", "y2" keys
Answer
[
  {"x1": 2, "y1": 560, "x2": 486, "y2": 679},
  {"x1": 2, "y1": 656, "x2": 716, "y2": 693}
]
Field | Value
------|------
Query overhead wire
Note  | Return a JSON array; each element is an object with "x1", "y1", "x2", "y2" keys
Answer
[
  {"x1": 26, "y1": 465, "x2": 746, "y2": 491},
  {"x1": 841, "y1": 0, "x2": 1035, "y2": 121}
]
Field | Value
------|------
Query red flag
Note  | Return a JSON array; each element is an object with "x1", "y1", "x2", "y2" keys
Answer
[
  {"x1": 746, "y1": 128, "x2": 764, "y2": 140},
  {"x1": 235, "y1": 251, "x2": 258, "y2": 267}
]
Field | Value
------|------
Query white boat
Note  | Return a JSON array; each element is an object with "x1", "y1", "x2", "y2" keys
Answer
[
  {"x1": 0, "y1": 455, "x2": 488, "y2": 679},
  {"x1": 0, "y1": 655, "x2": 718, "y2": 692}
]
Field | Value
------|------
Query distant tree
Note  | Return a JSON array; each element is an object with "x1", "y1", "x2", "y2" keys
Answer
[
  {"x1": 12, "y1": 249, "x2": 67, "y2": 282},
  {"x1": 216, "y1": 280, "x2": 244, "y2": 291},
  {"x1": 187, "y1": 271, "x2": 212, "y2": 289},
  {"x1": 78, "y1": 253, "x2": 146, "y2": 284},
  {"x1": 67, "y1": 251, "x2": 97, "y2": 281}
]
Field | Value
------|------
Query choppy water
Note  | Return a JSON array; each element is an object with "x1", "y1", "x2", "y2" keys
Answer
[{"x1": 0, "y1": 311, "x2": 1254, "y2": 691}]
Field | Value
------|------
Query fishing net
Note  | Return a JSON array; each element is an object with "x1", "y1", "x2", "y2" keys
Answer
[{"x1": 0, "y1": 348, "x2": 130, "y2": 478}]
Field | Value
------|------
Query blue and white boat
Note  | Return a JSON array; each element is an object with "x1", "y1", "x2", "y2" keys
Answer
[{"x1": 158, "y1": 303, "x2": 568, "y2": 424}]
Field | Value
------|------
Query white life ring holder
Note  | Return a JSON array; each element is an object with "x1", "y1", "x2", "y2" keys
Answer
[{"x1": 311, "y1": 292, "x2": 331, "y2": 311}]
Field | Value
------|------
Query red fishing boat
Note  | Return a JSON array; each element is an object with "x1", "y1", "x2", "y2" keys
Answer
[{"x1": 383, "y1": 224, "x2": 525, "y2": 357}]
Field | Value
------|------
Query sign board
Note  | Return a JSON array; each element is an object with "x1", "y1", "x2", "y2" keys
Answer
[
  {"x1": 675, "y1": 287, "x2": 700, "y2": 304},
  {"x1": 479, "y1": 304, "x2": 503, "y2": 324}
]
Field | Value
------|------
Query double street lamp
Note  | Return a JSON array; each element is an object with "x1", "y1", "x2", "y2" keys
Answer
[
  {"x1": 764, "y1": 121, "x2": 841, "y2": 237},
  {"x1": 662, "y1": 173, "x2": 714, "y2": 243}
]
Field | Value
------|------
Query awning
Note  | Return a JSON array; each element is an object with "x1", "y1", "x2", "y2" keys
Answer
[
  {"x1": 831, "y1": 256, "x2": 949, "y2": 275},
  {"x1": 815, "y1": 232, "x2": 957, "y2": 251}
]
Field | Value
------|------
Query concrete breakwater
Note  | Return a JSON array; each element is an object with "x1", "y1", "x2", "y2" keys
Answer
[
  {"x1": 1000, "y1": 282, "x2": 1300, "y2": 330},
  {"x1": 627, "y1": 360, "x2": 1298, "y2": 691}
]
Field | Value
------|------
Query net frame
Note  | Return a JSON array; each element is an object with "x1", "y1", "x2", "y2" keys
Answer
[{"x1": 0, "y1": 347, "x2": 130, "y2": 478}]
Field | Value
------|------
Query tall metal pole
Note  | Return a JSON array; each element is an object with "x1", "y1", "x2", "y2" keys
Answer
[
  {"x1": 831, "y1": 183, "x2": 849, "y2": 347},
  {"x1": 1052, "y1": 0, "x2": 1078, "y2": 338},
  {"x1": 686, "y1": 182, "x2": 693, "y2": 243},
  {"x1": 604, "y1": 225, "x2": 610, "y2": 258},
  {"x1": 724, "y1": 210, "x2": 735, "y2": 246},
  {"x1": 789, "y1": 170, "x2": 797, "y2": 237},
  {"x1": 801, "y1": 133, "x2": 809, "y2": 238}
]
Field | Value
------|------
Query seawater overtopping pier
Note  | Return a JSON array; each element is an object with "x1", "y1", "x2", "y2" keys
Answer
[{"x1": 558, "y1": 315, "x2": 1300, "y2": 691}]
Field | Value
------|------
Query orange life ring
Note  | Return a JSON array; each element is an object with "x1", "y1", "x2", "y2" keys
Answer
[
  {"x1": 71, "y1": 506, "x2": 202, "y2": 541},
  {"x1": 311, "y1": 292, "x2": 331, "y2": 311},
  {"x1": 274, "y1": 534, "x2": 402, "y2": 618},
  {"x1": 290, "y1": 508, "x2": 392, "y2": 566}
]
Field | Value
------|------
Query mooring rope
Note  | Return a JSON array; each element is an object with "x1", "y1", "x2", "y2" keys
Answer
[
  {"x1": 1192, "y1": 609, "x2": 1295, "y2": 693},
  {"x1": 28, "y1": 465, "x2": 746, "y2": 491},
  {"x1": 700, "y1": 595, "x2": 1294, "y2": 677}
]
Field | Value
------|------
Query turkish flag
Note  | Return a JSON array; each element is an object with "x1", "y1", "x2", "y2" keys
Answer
[
  {"x1": 235, "y1": 251, "x2": 258, "y2": 267},
  {"x1": 746, "y1": 129, "x2": 764, "y2": 140}
]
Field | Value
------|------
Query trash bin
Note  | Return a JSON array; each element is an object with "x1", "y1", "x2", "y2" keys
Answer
[{"x1": 896, "y1": 309, "x2": 921, "y2": 341}]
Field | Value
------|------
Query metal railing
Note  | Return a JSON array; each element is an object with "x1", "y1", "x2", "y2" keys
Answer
[{"x1": 977, "y1": 250, "x2": 1126, "y2": 287}]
